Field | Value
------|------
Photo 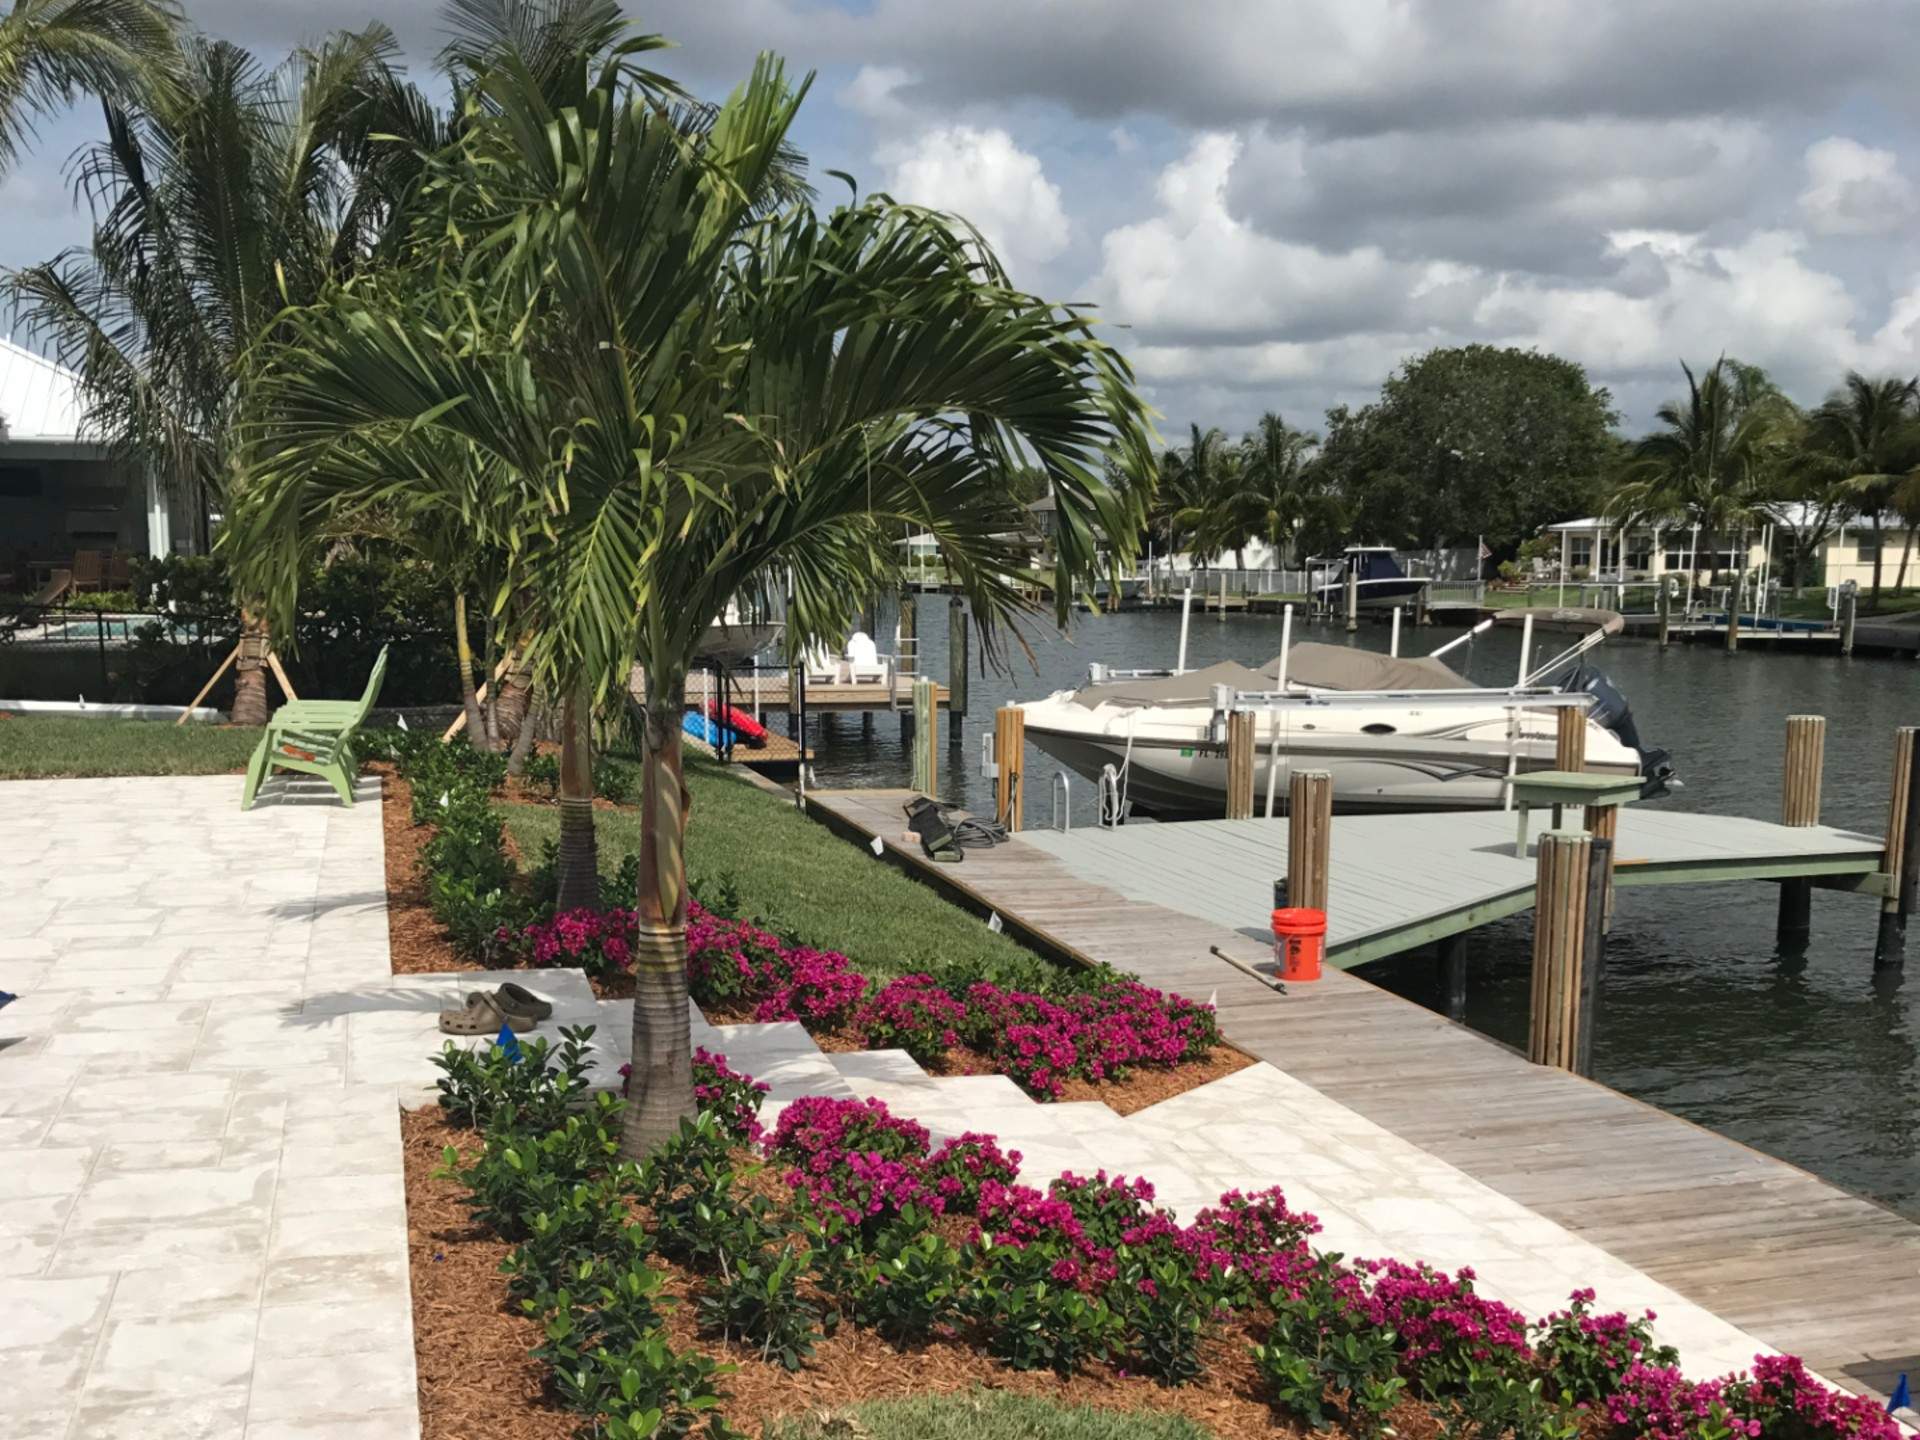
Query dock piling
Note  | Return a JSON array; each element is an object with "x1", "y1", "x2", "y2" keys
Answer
[
  {"x1": 1777, "y1": 714, "x2": 1826, "y2": 941},
  {"x1": 911, "y1": 676, "x2": 938, "y2": 796},
  {"x1": 1344, "y1": 569, "x2": 1359, "y2": 633},
  {"x1": 1841, "y1": 584, "x2": 1859, "y2": 656},
  {"x1": 1225, "y1": 711, "x2": 1256, "y2": 820},
  {"x1": 994, "y1": 704, "x2": 1026, "y2": 832},
  {"x1": 1554, "y1": 703, "x2": 1587, "y2": 773},
  {"x1": 1875, "y1": 726, "x2": 1920, "y2": 968},
  {"x1": 1286, "y1": 769, "x2": 1334, "y2": 915},
  {"x1": 1657, "y1": 578, "x2": 1673, "y2": 647},
  {"x1": 1437, "y1": 933, "x2": 1468, "y2": 1022},
  {"x1": 1529, "y1": 829, "x2": 1600, "y2": 1073},
  {"x1": 947, "y1": 597, "x2": 968, "y2": 744}
]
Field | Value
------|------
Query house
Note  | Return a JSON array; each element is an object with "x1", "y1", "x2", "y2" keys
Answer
[
  {"x1": 1544, "y1": 506, "x2": 1912, "y2": 591},
  {"x1": 0, "y1": 336, "x2": 194, "y2": 590}
]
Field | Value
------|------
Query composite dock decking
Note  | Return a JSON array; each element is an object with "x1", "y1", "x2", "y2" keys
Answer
[
  {"x1": 806, "y1": 788, "x2": 1920, "y2": 1405},
  {"x1": 1017, "y1": 808, "x2": 1886, "y2": 967}
]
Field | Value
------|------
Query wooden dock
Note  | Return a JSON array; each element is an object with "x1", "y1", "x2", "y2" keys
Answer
[
  {"x1": 803, "y1": 788, "x2": 1920, "y2": 1405},
  {"x1": 634, "y1": 666, "x2": 949, "y2": 715}
]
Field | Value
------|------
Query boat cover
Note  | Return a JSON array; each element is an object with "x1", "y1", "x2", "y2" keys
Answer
[
  {"x1": 1070, "y1": 660, "x2": 1272, "y2": 709},
  {"x1": 1264, "y1": 642, "x2": 1474, "y2": 692}
]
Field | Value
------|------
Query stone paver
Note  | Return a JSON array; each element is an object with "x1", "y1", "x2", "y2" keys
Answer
[{"x1": 0, "y1": 770, "x2": 1858, "y2": 1437}]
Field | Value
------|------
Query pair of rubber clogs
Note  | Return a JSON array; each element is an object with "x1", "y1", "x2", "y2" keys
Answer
[{"x1": 438, "y1": 981, "x2": 554, "y2": 1035}]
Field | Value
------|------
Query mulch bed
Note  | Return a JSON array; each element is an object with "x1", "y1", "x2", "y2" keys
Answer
[
  {"x1": 403, "y1": 1107, "x2": 1457, "y2": 1440},
  {"x1": 381, "y1": 768, "x2": 1252, "y2": 1108}
]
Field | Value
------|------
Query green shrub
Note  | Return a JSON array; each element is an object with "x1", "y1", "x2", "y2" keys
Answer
[
  {"x1": 842, "y1": 1206, "x2": 964, "y2": 1346},
  {"x1": 694, "y1": 1207, "x2": 818, "y2": 1371},
  {"x1": 431, "y1": 1025, "x2": 601, "y2": 1131},
  {"x1": 1252, "y1": 1259, "x2": 1406, "y2": 1437},
  {"x1": 1435, "y1": 1368, "x2": 1580, "y2": 1440},
  {"x1": 439, "y1": 1096, "x2": 625, "y2": 1240},
  {"x1": 546, "y1": 1331, "x2": 737, "y2": 1437},
  {"x1": 502, "y1": 1183, "x2": 646, "y2": 1303},
  {"x1": 965, "y1": 1238, "x2": 1123, "y2": 1375},
  {"x1": 1113, "y1": 1253, "x2": 1210, "y2": 1387}
]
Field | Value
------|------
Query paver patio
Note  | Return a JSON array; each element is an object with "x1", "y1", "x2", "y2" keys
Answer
[{"x1": 0, "y1": 771, "x2": 1857, "y2": 1438}]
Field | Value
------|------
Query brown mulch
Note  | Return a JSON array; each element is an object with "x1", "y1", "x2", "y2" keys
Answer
[
  {"x1": 403, "y1": 1107, "x2": 1455, "y2": 1440},
  {"x1": 379, "y1": 767, "x2": 478, "y2": 978}
]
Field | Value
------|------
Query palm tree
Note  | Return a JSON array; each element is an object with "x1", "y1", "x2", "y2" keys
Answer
[
  {"x1": 1166, "y1": 424, "x2": 1242, "y2": 567},
  {"x1": 1804, "y1": 372, "x2": 1920, "y2": 611},
  {"x1": 0, "y1": 0, "x2": 181, "y2": 176},
  {"x1": 4, "y1": 25, "x2": 407, "y2": 723},
  {"x1": 1607, "y1": 358, "x2": 1793, "y2": 647},
  {"x1": 1231, "y1": 411, "x2": 1332, "y2": 567},
  {"x1": 231, "y1": 33, "x2": 1153, "y2": 1156}
]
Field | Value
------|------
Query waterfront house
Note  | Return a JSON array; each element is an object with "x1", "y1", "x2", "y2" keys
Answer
[
  {"x1": 1545, "y1": 505, "x2": 1913, "y2": 591},
  {"x1": 0, "y1": 337, "x2": 194, "y2": 592}
]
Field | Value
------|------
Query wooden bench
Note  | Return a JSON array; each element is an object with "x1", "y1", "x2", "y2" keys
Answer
[
  {"x1": 1508, "y1": 770, "x2": 1642, "y2": 857},
  {"x1": 241, "y1": 647, "x2": 388, "y2": 810}
]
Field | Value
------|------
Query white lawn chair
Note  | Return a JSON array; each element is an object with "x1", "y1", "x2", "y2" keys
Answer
[
  {"x1": 803, "y1": 643, "x2": 844, "y2": 685},
  {"x1": 844, "y1": 631, "x2": 888, "y2": 685}
]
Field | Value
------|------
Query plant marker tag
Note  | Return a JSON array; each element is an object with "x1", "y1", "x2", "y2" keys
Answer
[
  {"x1": 1208, "y1": 989, "x2": 1217, "y2": 1009},
  {"x1": 440, "y1": 790, "x2": 450, "y2": 808},
  {"x1": 987, "y1": 912, "x2": 1004, "y2": 934},
  {"x1": 396, "y1": 713, "x2": 410, "y2": 730},
  {"x1": 869, "y1": 836, "x2": 884, "y2": 856},
  {"x1": 494, "y1": 1024, "x2": 523, "y2": 1064}
]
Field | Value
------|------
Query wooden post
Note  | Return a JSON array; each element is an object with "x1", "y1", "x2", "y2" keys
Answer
[
  {"x1": 911, "y1": 676, "x2": 938, "y2": 796},
  {"x1": 1436, "y1": 932, "x2": 1468, "y2": 1022},
  {"x1": 1575, "y1": 835, "x2": 1611, "y2": 1075},
  {"x1": 994, "y1": 704, "x2": 1026, "y2": 832},
  {"x1": 1224, "y1": 710, "x2": 1255, "y2": 819},
  {"x1": 1657, "y1": 578, "x2": 1673, "y2": 648},
  {"x1": 1554, "y1": 703, "x2": 1587, "y2": 773},
  {"x1": 1414, "y1": 584, "x2": 1431, "y2": 627},
  {"x1": 1875, "y1": 726, "x2": 1920, "y2": 968},
  {"x1": 1344, "y1": 568, "x2": 1359, "y2": 633},
  {"x1": 1778, "y1": 714, "x2": 1826, "y2": 940},
  {"x1": 898, "y1": 590, "x2": 917, "y2": 676},
  {"x1": 1287, "y1": 769, "x2": 1334, "y2": 915},
  {"x1": 1529, "y1": 829, "x2": 1595, "y2": 1072},
  {"x1": 1218, "y1": 569, "x2": 1228, "y2": 617},
  {"x1": 1583, "y1": 802, "x2": 1619, "y2": 933},
  {"x1": 947, "y1": 597, "x2": 968, "y2": 744},
  {"x1": 1841, "y1": 584, "x2": 1858, "y2": 655}
]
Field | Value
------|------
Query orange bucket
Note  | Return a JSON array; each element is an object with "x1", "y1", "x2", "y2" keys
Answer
[{"x1": 1271, "y1": 907, "x2": 1326, "y2": 982}]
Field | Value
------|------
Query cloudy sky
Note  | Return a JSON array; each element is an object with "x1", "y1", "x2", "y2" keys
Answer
[{"x1": 5, "y1": 0, "x2": 1919, "y2": 437}]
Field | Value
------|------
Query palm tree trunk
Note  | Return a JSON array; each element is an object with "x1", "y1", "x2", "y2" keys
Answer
[
  {"x1": 620, "y1": 674, "x2": 697, "y2": 1160},
  {"x1": 231, "y1": 610, "x2": 271, "y2": 728},
  {"x1": 506, "y1": 683, "x2": 540, "y2": 777},
  {"x1": 1871, "y1": 514, "x2": 1887, "y2": 612},
  {"x1": 553, "y1": 685, "x2": 598, "y2": 913},
  {"x1": 453, "y1": 592, "x2": 489, "y2": 751},
  {"x1": 1897, "y1": 526, "x2": 1915, "y2": 596},
  {"x1": 1726, "y1": 532, "x2": 1743, "y2": 654},
  {"x1": 494, "y1": 649, "x2": 535, "y2": 754}
]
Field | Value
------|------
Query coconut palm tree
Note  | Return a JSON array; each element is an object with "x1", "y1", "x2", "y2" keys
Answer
[
  {"x1": 231, "y1": 35, "x2": 1153, "y2": 1156},
  {"x1": 3, "y1": 25, "x2": 408, "y2": 722},
  {"x1": 1228, "y1": 411, "x2": 1332, "y2": 568},
  {"x1": 1803, "y1": 372, "x2": 1920, "y2": 611},
  {"x1": 1607, "y1": 358, "x2": 1794, "y2": 647},
  {"x1": 0, "y1": 0, "x2": 181, "y2": 176},
  {"x1": 1165, "y1": 424, "x2": 1242, "y2": 567}
]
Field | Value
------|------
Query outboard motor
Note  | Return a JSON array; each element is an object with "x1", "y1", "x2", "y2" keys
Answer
[{"x1": 1566, "y1": 664, "x2": 1676, "y2": 798}]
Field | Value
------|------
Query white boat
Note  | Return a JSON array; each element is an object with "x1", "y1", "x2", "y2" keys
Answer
[{"x1": 1018, "y1": 608, "x2": 1675, "y2": 819}]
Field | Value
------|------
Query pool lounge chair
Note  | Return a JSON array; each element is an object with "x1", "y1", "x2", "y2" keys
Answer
[
  {"x1": 0, "y1": 570, "x2": 71, "y2": 643},
  {"x1": 241, "y1": 646, "x2": 388, "y2": 809}
]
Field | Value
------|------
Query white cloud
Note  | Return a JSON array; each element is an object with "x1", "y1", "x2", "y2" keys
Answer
[
  {"x1": 1798, "y1": 137, "x2": 1917, "y2": 236},
  {"x1": 838, "y1": 64, "x2": 913, "y2": 120},
  {"x1": 877, "y1": 125, "x2": 1070, "y2": 277}
]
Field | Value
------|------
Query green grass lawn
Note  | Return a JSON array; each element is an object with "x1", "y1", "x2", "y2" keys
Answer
[
  {"x1": 499, "y1": 755, "x2": 1055, "y2": 983},
  {"x1": 0, "y1": 715, "x2": 263, "y2": 779},
  {"x1": 1777, "y1": 587, "x2": 1920, "y2": 620},
  {"x1": 763, "y1": 1392, "x2": 1213, "y2": 1440}
]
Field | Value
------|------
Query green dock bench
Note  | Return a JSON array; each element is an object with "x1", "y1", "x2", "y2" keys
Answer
[
  {"x1": 241, "y1": 646, "x2": 388, "y2": 810},
  {"x1": 1508, "y1": 770, "x2": 1642, "y2": 856}
]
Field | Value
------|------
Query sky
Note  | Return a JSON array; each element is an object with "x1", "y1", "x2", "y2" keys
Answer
[{"x1": 4, "y1": 0, "x2": 1920, "y2": 439}]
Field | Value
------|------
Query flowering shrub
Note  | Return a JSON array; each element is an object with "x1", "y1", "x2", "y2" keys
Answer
[
  {"x1": 1183, "y1": 1185, "x2": 1323, "y2": 1302},
  {"x1": 854, "y1": 974, "x2": 968, "y2": 1065},
  {"x1": 962, "y1": 981, "x2": 1220, "y2": 1099},
  {"x1": 1348, "y1": 1258, "x2": 1532, "y2": 1399},
  {"x1": 923, "y1": 1133, "x2": 1021, "y2": 1214},
  {"x1": 768, "y1": 1096, "x2": 934, "y2": 1226},
  {"x1": 1533, "y1": 1289, "x2": 1677, "y2": 1406},
  {"x1": 1725, "y1": 1355, "x2": 1904, "y2": 1440},
  {"x1": 500, "y1": 906, "x2": 637, "y2": 980},
  {"x1": 686, "y1": 904, "x2": 867, "y2": 1027},
  {"x1": 691, "y1": 1047, "x2": 770, "y2": 1144},
  {"x1": 1607, "y1": 1363, "x2": 1745, "y2": 1440}
]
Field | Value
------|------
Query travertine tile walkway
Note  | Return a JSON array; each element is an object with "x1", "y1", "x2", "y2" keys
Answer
[{"x1": 0, "y1": 772, "x2": 1848, "y2": 1439}]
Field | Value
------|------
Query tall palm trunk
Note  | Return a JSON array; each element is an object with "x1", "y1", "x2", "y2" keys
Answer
[
  {"x1": 231, "y1": 609, "x2": 272, "y2": 727},
  {"x1": 1896, "y1": 526, "x2": 1915, "y2": 596},
  {"x1": 1870, "y1": 513, "x2": 1887, "y2": 612},
  {"x1": 506, "y1": 683, "x2": 540, "y2": 777},
  {"x1": 553, "y1": 686, "x2": 598, "y2": 913},
  {"x1": 1725, "y1": 531, "x2": 1743, "y2": 653},
  {"x1": 453, "y1": 592, "x2": 489, "y2": 751},
  {"x1": 620, "y1": 674, "x2": 697, "y2": 1160},
  {"x1": 495, "y1": 648, "x2": 535, "y2": 754}
]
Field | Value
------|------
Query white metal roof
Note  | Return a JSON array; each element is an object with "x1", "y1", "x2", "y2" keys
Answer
[
  {"x1": 1548, "y1": 504, "x2": 1878, "y2": 533},
  {"x1": 0, "y1": 336, "x2": 86, "y2": 443}
]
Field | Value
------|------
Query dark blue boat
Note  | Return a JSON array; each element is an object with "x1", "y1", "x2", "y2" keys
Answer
[{"x1": 1311, "y1": 546, "x2": 1433, "y2": 607}]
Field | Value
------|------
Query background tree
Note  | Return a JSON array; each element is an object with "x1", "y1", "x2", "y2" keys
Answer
[
  {"x1": 1162, "y1": 424, "x2": 1242, "y2": 566},
  {"x1": 1803, "y1": 372, "x2": 1920, "y2": 611},
  {"x1": 0, "y1": 0, "x2": 180, "y2": 175},
  {"x1": 4, "y1": 24, "x2": 406, "y2": 723},
  {"x1": 1318, "y1": 344, "x2": 1617, "y2": 556}
]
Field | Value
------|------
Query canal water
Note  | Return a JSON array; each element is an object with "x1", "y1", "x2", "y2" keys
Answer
[{"x1": 795, "y1": 601, "x2": 1920, "y2": 1220}]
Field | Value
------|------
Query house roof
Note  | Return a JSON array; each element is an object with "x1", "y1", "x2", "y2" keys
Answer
[
  {"x1": 1547, "y1": 504, "x2": 1879, "y2": 534},
  {"x1": 0, "y1": 336, "x2": 86, "y2": 444}
]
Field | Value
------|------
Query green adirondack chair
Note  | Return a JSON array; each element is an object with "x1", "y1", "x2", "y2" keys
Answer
[{"x1": 241, "y1": 646, "x2": 389, "y2": 810}]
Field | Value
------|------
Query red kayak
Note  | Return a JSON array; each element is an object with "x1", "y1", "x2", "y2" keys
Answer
[{"x1": 705, "y1": 700, "x2": 768, "y2": 746}]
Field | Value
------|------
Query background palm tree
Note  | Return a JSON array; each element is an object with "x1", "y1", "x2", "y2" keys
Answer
[
  {"x1": 1231, "y1": 411, "x2": 1334, "y2": 568},
  {"x1": 231, "y1": 36, "x2": 1153, "y2": 1157},
  {"x1": 1804, "y1": 371, "x2": 1920, "y2": 611},
  {"x1": 1607, "y1": 358, "x2": 1793, "y2": 645},
  {"x1": 1165, "y1": 424, "x2": 1242, "y2": 567},
  {"x1": 3, "y1": 25, "x2": 406, "y2": 722},
  {"x1": 0, "y1": 0, "x2": 180, "y2": 175}
]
